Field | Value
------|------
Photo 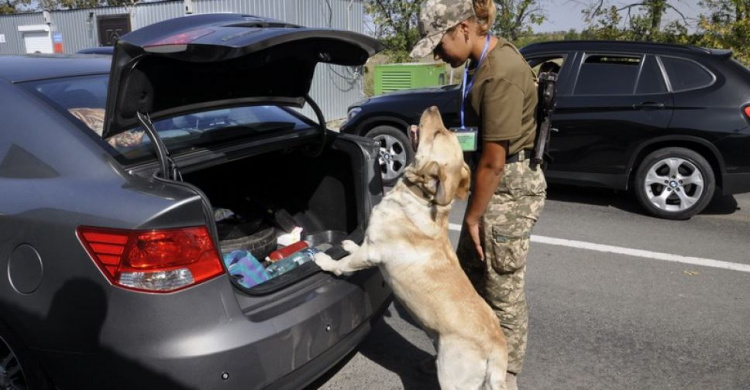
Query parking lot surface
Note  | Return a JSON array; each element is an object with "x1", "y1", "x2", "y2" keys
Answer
[{"x1": 308, "y1": 186, "x2": 750, "y2": 390}]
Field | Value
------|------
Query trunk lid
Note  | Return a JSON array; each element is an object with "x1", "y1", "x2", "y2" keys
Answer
[{"x1": 103, "y1": 13, "x2": 384, "y2": 138}]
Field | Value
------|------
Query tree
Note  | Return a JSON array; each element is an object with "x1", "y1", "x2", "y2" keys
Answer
[
  {"x1": 0, "y1": 0, "x2": 32, "y2": 14},
  {"x1": 104, "y1": 0, "x2": 139, "y2": 7},
  {"x1": 365, "y1": 0, "x2": 547, "y2": 61},
  {"x1": 582, "y1": 0, "x2": 690, "y2": 41},
  {"x1": 582, "y1": 4, "x2": 626, "y2": 39},
  {"x1": 38, "y1": 0, "x2": 137, "y2": 10},
  {"x1": 700, "y1": 0, "x2": 750, "y2": 23},
  {"x1": 696, "y1": 0, "x2": 750, "y2": 63},
  {"x1": 365, "y1": 0, "x2": 425, "y2": 62},
  {"x1": 494, "y1": 0, "x2": 546, "y2": 42}
]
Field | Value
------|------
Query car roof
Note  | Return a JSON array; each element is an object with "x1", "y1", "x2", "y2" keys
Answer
[
  {"x1": 0, "y1": 55, "x2": 110, "y2": 83},
  {"x1": 522, "y1": 40, "x2": 732, "y2": 58}
]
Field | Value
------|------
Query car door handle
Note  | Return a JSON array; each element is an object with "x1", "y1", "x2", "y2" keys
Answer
[{"x1": 633, "y1": 102, "x2": 665, "y2": 110}]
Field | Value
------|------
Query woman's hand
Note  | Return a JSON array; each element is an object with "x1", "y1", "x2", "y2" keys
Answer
[{"x1": 464, "y1": 215, "x2": 484, "y2": 261}]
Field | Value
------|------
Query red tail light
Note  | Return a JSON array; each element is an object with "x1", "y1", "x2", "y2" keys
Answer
[
  {"x1": 77, "y1": 226, "x2": 223, "y2": 293},
  {"x1": 744, "y1": 106, "x2": 750, "y2": 120}
]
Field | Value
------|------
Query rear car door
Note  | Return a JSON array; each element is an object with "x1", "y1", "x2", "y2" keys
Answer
[{"x1": 548, "y1": 52, "x2": 674, "y2": 188}]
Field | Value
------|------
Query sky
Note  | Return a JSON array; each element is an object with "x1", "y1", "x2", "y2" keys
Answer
[{"x1": 536, "y1": 0, "x2": 705, "y2": 33}]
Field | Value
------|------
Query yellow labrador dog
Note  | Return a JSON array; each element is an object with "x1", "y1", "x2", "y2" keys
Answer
[{"x1": 315, "y1": 106, "x2": 508, "y2": 390}]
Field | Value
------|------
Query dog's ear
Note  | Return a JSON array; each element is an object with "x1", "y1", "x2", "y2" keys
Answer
[
  {"x1": 456, "y1": 162, "x2": 471, "y2": 200},
  {"x1": 407, "y1": 160, "x2": 461, "y2": 205},
  {"x1": 434, "y1": 162, "x2": 471, "y2": 204}
]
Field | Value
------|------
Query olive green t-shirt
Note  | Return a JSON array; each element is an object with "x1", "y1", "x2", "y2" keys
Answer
[{"x1": 465, "y1": 37, "x2": 538, "y2": 156}]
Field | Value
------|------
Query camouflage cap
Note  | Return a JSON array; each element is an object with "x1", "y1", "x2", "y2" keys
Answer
[{"x1": 410, "y1": 0, "x2": 475, "y2": 58}]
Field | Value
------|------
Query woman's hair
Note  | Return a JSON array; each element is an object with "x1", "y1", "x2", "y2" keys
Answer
[{"x1": 472, "y1": 0, "x2": 497, "y2": 35}]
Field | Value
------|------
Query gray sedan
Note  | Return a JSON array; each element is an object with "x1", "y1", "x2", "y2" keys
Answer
[{"x1": 0, "y1": 13, "x2": 391, "y2": 390}]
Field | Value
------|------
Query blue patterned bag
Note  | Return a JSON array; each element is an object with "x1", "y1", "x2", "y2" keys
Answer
[{"x1": 222, "y1": 250, "x2": 270, "y2": 289}]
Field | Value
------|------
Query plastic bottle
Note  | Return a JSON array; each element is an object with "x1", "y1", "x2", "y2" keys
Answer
[
  {"x1": 289, "y1": 248, "x2": 318, "y2": 266},
  {"x1": 265, "y1": 248, "x2": 319, "y2": 279}
]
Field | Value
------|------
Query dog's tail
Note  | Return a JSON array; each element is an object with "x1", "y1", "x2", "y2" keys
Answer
[{"x1": 483, "y1": 348, "x2": 508, "y2": 390}]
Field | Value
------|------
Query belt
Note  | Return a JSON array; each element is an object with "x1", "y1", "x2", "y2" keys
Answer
[{"x1": 506, "y1": 149, "x2": 534, "y2": 164}]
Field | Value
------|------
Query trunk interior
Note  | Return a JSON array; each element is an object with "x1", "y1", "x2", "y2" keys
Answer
[{"x1": 182, "y1": 139, "x2": 368, "y2": 294}]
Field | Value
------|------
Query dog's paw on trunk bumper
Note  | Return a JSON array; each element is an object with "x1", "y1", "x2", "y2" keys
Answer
[{"x1": 314, "y1": 252, "x2": 345, "y2": 275}]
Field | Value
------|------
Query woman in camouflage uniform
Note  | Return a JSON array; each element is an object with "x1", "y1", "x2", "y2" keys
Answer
[{"x1": 410, "y1": 1, "x2": 546, "y2": 388}]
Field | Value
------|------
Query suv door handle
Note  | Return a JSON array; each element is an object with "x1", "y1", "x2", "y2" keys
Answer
[{"x1": 633, "y1": 102, "x2": 665, "y2": 110}]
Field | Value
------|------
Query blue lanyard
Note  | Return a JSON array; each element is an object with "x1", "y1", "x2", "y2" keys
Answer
[{"x1": 461, "y1": 34, "x2": 491, "y2": 129}]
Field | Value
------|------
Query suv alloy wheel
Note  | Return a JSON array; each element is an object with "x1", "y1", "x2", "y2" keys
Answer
[
  {"x1": 366, "y1": 125, "x2": 414, "y2": 186},
  {"x1": 635, "y1": 147, "x2": 716, "y2": 219}
]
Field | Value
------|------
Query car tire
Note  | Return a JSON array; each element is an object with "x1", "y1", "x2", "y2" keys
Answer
[
  {"x1": 634, "y1": 147, "x2": 715, "y2": 220},
  {"x1": 218, "y1": 225, "x2": 277, "y2": 260},
  {"x1": 0, "y1": 321, "x2": 52, "y2": 390},
  {"x1": 365, "y1": 125, "x2": 414, "y2": 187}
]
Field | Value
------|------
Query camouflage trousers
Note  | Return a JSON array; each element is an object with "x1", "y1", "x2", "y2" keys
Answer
[{"x1": 456, "y1": 155, "x2": 546, "y2": 374}]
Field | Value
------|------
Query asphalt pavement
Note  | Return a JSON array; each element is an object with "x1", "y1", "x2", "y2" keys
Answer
[{"x1": 306, "y1": 185, "x2": 750, "y2": 390}]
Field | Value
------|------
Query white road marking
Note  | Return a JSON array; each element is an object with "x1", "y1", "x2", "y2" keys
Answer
[{"x1": 447, "y1": 224, "x2": 750, "y2": 273}]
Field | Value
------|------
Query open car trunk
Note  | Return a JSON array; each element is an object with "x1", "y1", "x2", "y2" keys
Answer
[
  {"x1": 181, "y1": 135, "x2": 372, "y2": 295},
  {"x1": 96, "y1": 13, "x2": 384, "y2": 296}
]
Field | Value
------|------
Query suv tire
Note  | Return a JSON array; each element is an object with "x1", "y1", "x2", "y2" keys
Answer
[
  {"x1": 365, "y1": 125, "x2": 414, "y2": 186},
  {"x1": 634, "y1": 147, "x2": 715, "y2": 220}
]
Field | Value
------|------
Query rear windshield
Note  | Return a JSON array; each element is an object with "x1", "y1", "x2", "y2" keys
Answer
[{"x1": 24, "y1": 74, "x2": 314, "y2": 164}]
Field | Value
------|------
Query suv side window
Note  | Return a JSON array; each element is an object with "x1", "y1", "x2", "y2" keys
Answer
[
  {"x1": 527, "y1": 55, "x2": 565, "y2": 75},
  {"x1": 636, "y1": 55, "x2": 668, "y2": 94},
  {"x1": 660, "y1": 56, "x2": 715, "y2": 92},
  {"x1": 574, "y1": 54, "x2": 642, "y2": 95}
]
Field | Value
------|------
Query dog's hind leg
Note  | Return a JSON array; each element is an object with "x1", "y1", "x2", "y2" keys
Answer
[
  {"x1": 314, "y1": 242, "x2": 378, "y2": 276},
  {"x1": 435, "y1": 337, "x2": 489, "y2": 390}
]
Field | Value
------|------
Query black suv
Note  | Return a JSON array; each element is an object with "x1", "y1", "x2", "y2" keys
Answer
[{"x1": 341, "y1": 41, "x2": 750, "y2": 219}]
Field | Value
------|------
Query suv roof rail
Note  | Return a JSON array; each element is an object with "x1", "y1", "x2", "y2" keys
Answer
[{"x1": 522, "y1": 40, "x2": 733, "y2": 58}]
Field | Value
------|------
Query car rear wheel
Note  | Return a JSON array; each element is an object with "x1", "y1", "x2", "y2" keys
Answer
[
  {"x1": 365, "y1": 125, "x2": 414, "y2": 186},
  {"x1": 0, "y1": 323, "x2": 50, "y2": 390},
  {"x1": 634, "y1": 147, "x2": 715, "y2": 220}
]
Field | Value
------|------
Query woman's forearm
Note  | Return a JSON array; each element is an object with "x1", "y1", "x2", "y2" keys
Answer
[
  {"x1": 465, "y1": 163, "x2": 504, "y2": 224},
  {"x1": 465, "y1": 141, "x2": 508, "y2": 224}
]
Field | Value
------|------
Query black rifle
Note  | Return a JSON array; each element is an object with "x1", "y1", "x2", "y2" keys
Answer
[{"x1": 531, "y1": 71, "x2": 558, "y2": 170}]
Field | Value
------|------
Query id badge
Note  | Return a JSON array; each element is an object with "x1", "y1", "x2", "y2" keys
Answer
[{"x1": 450, "y1": 126, "x2": 478, "y2": 152}]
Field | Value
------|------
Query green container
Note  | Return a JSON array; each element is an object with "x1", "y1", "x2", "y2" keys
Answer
[{"x1": 374, "y1": 63, "x2": 446, "y2": 95}]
